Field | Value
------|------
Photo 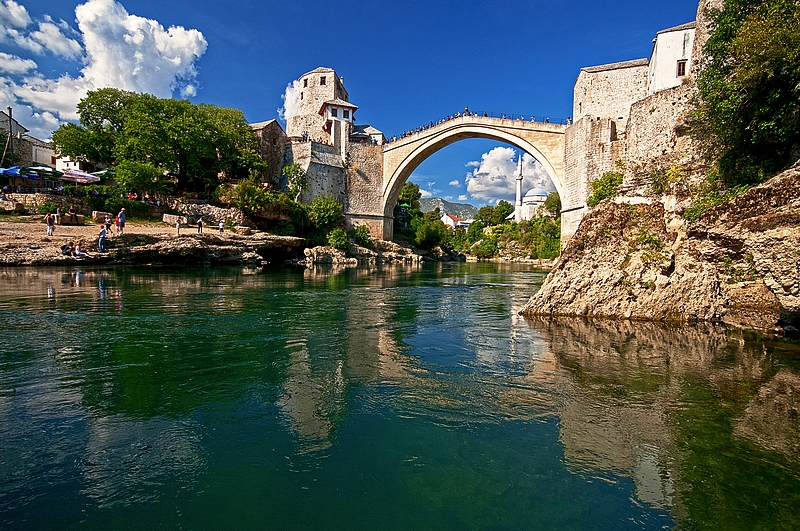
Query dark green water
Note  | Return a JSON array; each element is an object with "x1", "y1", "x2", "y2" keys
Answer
[{"x1": 1, "y1": 263, "x2": 799, "y2": 530}]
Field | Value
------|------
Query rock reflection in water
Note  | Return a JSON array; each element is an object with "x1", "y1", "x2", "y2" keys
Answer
[{"x1": 526, "y1": 316, "x2": 800, "y2": 527}]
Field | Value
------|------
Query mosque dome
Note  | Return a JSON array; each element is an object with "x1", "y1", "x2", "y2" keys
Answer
[{"x1": 523, "y1": 188, "x2": 549, "y2": 199}]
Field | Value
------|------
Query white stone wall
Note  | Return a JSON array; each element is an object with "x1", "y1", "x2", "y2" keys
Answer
[
  {"x1": 288, "y1": 68, "x2": 349, "y2": 139},
  {"x1": 573, "y1": 61, "x2": 649, "y2": 134},
  {"x1": 647, "y1": 28, "x2": 695, "y2": 95},
  {"x1": 285, "y1": 142, "x2": 348, "y2": 205}
]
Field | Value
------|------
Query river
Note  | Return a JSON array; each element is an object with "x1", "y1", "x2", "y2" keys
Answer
[{"x1": 1, "y1": 263, "x2": 798, "y2": 530}]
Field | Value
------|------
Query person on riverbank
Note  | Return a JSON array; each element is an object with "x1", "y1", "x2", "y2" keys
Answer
[
  {"x1": 219, "y1": 220, "x2": 224, "y2": 234},
  {"x1": 98, "y1": 226, "x2": 107, "y2": 252},
  {"x1": 176, "y1": 219, "x2": 181, "y2": 236},
  {"x1": 68, "y1": 205, "x2": 77, "y2": 223},
  {"x1": 117, "y1": 208, "x2": 126, "y2": 235},
  {"x1": 197, "y1": 218, "x2": 203, "y2": 234},
  {"x1": 104, "y1": 215, "x2": 112, "y2": 234},
  {"x1": 45, "y1": 213, "x2": 54, "y2": 236},
  {"x1": 75, "y1": 241, "x2": 93, "y2": 258}
]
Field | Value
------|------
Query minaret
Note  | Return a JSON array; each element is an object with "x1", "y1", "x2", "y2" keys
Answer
[{"x1": 514, "y1": 152, "x2": 524, "y2": 222}]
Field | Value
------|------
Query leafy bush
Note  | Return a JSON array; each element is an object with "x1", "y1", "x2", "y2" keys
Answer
[
  {"x1": 472, "y1": 238, "x2": 498, "y2": 259},
  {"x1": 587, "y1": 172, "x2": 623, "y2": 207},
  {"x1": 282, "y1": 163, "x2": 308, "y2": 200},
  {"x1": 308, "y1": 196, "x2": 344, "y2": 233},
  {"x1": 327, "y1": 228, "x2": 348, "y2": 250},
  {"x1": 692, "y1": 0, "x2": 800, "y2": 187},
  {"x1": 37, "y1": 201, "x2": 58, "y2": 214},
  {"x1": 349, "y1": 225, "x2": 371, "y2": 247}
]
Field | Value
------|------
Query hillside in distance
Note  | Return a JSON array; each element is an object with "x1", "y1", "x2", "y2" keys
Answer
[{"x1": 419, "y1": 198, "x2": 478, "y2": 220}]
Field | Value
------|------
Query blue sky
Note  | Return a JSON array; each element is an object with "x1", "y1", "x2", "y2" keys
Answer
[{"x1": 0, "y1": 0, "x2": 701, "y2": 206}]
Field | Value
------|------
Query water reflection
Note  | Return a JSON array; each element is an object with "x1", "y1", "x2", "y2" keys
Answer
[
  {"x1": 527, "y1": 317, "x2": 800, "y2": 528},
  {"x1": 1, "y1": 266, "x2": 799, "y2": 530}
]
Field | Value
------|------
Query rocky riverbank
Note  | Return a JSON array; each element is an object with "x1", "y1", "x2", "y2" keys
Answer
[
  {"x1": 0, "y1": 219, "x2": 305, "y2": 266},
  {"x1": 521, "y1": 162, "x2": 800, "y2": 334}
]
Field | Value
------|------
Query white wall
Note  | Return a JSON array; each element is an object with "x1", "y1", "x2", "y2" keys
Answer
[{"x1": 648, "y1": 28, "x2": 695, "y2": 95}]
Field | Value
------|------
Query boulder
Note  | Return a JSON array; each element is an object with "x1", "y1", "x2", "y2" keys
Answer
[
  {"x1": 55, "y1": 214, "x2": 85, "y2": 225},
  {"x1": 0, "y1": 200, "x2": 24, "y2": 212}
]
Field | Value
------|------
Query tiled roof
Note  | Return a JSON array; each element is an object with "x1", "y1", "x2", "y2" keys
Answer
[
  {"x1": 250, "y1": 119, "x2": 280, "y2": 129},
  {"x1": 581, "y1": 58, "x2": 649, "y2": 74},
  {"x1": 657, "y1": 21, "x2": 696, "y2": 35}
]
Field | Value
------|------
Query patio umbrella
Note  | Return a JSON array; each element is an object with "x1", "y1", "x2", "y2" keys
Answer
[
  {"x1": 91, "y1": 168, "x2": 115, "y2": 178},
  {"x1": 61, "y1": 169, "x2": 101, "y2": 184},
  {"x1": 23, "y1": 165, "x2": 63, "y2": 178}
]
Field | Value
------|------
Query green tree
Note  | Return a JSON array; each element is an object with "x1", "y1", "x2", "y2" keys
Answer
[
  {"x1": 693, "y1": 0, "x2": 800, "y2": 186},
  {"x1": 52, "y1": 88, "x2": 137, "y2": 164},
  {"x1": 116, "y1": 160, "x2": 169, "y2": 194},
  {"x1": 543, "y1": 192, "x2": 561, "y2": 217},
  {"x1": 475, "y1": 200, "x2": 514, "y2": 226},
  {"x1": 308, "y1": 195, "x2": 344, "y2": 233},
  {"x1": 282, "y1": 163, "x2": 308, "y2": 200},
  {"x1": 398, "y1": 181, "x2": 422, "y2": 209},
  {"x1": 52, "y1": 88, "x2": 266, "y2": 194},
  {"x1": 413, "y1": 219, "x2": 449, "y2": 250}
]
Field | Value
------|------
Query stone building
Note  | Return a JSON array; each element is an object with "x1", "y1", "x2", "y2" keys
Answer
[
  {"x1": 287, "y1": 67, "x2": 351, "y2": 142},
  {"x1": 562, "y1": 0, "x2": 717, "y2": 238},
  {"x1": 250, "y1": 119, "x2": 287, "y2": 184},
  {"x1": 0, "y1": 109, "x2": 55, "y2": 168}
]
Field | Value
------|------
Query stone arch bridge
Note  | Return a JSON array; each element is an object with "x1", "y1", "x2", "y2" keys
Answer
[{"x1": 344, "y1": 115, "x2": 579, "y2": 242}]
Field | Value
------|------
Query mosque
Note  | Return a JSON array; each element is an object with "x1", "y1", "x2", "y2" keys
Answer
[{"x1": 511, "y1": 154, "x2": 553, "y2": 222}]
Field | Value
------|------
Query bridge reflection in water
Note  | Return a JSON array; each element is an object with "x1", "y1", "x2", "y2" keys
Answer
[{"x1": 0, "y1": 265, "x2": 798, "y2": 529}]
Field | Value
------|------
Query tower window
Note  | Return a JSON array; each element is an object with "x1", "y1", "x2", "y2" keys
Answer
[
  {"x1": 320, "y1": 76, "x2": 326, "y2": 85},
  {"x1": 303, "y1": 78, "x2": 307, "y2": 88},
  {"x1": 300, "y1": 92, "x2": 303, "y2": 100},
  {"x1": 677, "y1": 60, "x2": 687, "y2": 77},
  {"x1": 331, "y1": 108, "x2": 337, "y2": 118},
  {"x1": 343, "y1": 110, "x2": 349, "y2": 119}
]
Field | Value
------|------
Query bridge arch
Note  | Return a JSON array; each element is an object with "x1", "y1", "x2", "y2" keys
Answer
[{"x1": 381, "y1": 118, "x2": 566, "y2": 219}]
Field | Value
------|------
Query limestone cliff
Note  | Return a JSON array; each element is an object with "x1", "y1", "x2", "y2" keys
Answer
[{"x1": 522, "y1": 163, "x2": 800, "y2": 333}]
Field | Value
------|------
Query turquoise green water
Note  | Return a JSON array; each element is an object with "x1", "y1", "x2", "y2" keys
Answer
[{"x1": 1, "y1": 263, "x2": 799, "y2": 530}]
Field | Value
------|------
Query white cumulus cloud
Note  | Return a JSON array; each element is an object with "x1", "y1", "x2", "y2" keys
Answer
[
  {"x1": 0, "y1": 0, "x2": 31, "y2": 28},
  {"x1": 0, "y1": 52, "x2": 36, "y2": 74},
  {"x1": 3, "y1": 0, "x2": 207, "y2": 139},
  {"x1": 465, "y1": 146, "x2": 554, "y2": 204},
  {"x1": 278, "y1": 79, "x2": 300, "y2": 125},
  {"x1": 28, "y1": 21, "x2": 83, "y2": 59},
  {"x1": 458, "y1": 194, "x2": 468, "y2": 201},
  {"x1": 448, "y1": 180, "x2": 461, "y2": 187}
]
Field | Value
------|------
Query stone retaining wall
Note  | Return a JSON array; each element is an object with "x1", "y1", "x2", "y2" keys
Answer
[
  {"x1": 4, "y1": 193, "x2": 89, "y2": 213},
  {"x1": 165, "y1": 198, "x2": 253, "y2": 228}
]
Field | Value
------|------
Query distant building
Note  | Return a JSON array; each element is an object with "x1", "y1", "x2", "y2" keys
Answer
[
  {"x1": 1, "y1": 109, "x2": 56, "y2": 168},
  {"x1": 350, "y1": 124, "x2": 386, "y2": 146},
  {"x1": 441, "y1": 213, "x2": 470, "y2": 228}
]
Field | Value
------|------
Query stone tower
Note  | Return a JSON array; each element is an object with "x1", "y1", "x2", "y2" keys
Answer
[{"x1": 287, "y1": 67, "x2": 350, "y2": 141}]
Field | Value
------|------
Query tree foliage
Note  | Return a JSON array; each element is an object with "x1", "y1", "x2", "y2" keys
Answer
[
  {"x1": 308, "y1": 195, "x2": 344, "y2": 233},
  {"x1": 282, "y1": 163, "x2": 308, "y2": 200},
  {"x1": 475, "y1": 200, "x2": 515, "y2": 226},
  {"x1": 543, "y1": 192, "x2": 561, "y2": 217},
  {"x1": 587, "y1": 172, "x2": 623, "y2": 207},
  {"x1": 693, "y1": 0, "x2": 800, "y2": 186},
  {"x1": 115, "y1": 160, "x2": 169, "y2": 194},
  {"x1": 52, "y1": 88, "x2": 266, "y2": 193},
  {"x1": 398, "y1": 181, "x2": 422, "y2": 209}
]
